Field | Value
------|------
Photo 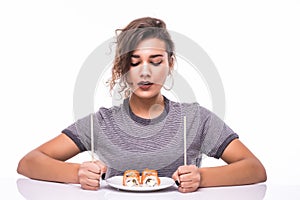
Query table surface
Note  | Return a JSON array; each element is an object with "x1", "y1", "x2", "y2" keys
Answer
[{"x1": 1, "y1": 177, "x2": 300, "y2": 200}]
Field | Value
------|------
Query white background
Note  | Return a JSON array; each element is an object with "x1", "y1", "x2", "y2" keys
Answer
[{"x1": 1, "y1": 0, "x2": 299, "y2": 189}]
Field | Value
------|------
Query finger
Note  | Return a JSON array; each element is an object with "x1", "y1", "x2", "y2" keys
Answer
[
  {"x1": 90, "y1": 162, "x2": 101, "y2": 174},
  {"x1": 97, "y1": 161, "x2": 107, "y2": 173},
  {"x1": 179, "y1": 171, "x2": 197, "y2": 183},
  {"x1": 94, "y1": 160, "x2": 107, "y2": 172},
  {"x1": 178, "y1": 181, "x2": 199, "y2": 193},
  {"x1": 178, "y1": 186, "x2": 197, "y2": 193},
  {"x1": 86, "y1": 178, "x2": 100, "y2": 187},
  {"x1": 81, "y1": 161, "x2": 101, "y2": 174},
  {"x1": 79, "y1": 176, "x2": 100, "y2": 190},
  {"x1": 178, "y1": 179, "x2": 193, "y2": 188},
  {"x1": 81, "y1": 182, "x2": 99, "y2": 191},
  {"x1": 175, "y1": 166, "x2": 193, "y2": 186},
  {"x1": 179, "y1": 174, "x2": 201, "y2": 192},
  {"x1": 172, "y1": 169, "x2": 179, "y2": 181},
  {"x1": 172, "y1": 169, "x2": 180, "y2": 186},
  {"x1": 94, "y1": 160, "x2": 107, "y2": 179},
  {"x1": 88, "y1": 171, "x2": 101, "y2": 180},
  {"x1": 78, "y1": 170, "x2": 101, "y2": 181},
  {"x1": 177, "y1": 165, "x2": 192, "y2": 175}
]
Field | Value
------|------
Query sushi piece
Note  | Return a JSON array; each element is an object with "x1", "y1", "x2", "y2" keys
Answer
[
  {"x1": 141, "y1": 169, "x2": 160, "y2": 187},
  {"x1": 123, "y1": 170, "x2": 140, "y2": 187}
]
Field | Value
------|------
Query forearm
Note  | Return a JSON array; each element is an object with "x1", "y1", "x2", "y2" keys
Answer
[
  {"x1": 199, "y1": 158, "x2": 267, "y2": 187},
  {"x1": 17, "y1": 150, "x2": 80, "y2": 184}
]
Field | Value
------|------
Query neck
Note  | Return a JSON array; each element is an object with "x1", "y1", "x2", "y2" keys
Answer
[{"x1": 129, "y1": 94, "x2": 165, "y2": 119}]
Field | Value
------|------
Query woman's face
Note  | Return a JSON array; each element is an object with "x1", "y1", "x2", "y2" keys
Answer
[{"x1": 126, "y1": 38, "x2": 172, "y2": 99}]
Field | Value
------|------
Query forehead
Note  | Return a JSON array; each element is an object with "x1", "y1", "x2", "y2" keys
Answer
[{"x1": 132, "y1": 38, "x2": 167, "y2": 56}]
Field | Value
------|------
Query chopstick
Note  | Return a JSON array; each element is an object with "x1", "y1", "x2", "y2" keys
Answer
[
  {"x1": 90, "y1": 114, "x2": 95, "y2": 162},
  {"x1": 91, "y1": 114, "x2": 105, "y2": 181},
  {"x1": 183, "y1": 116, "x2": 187, "y2": 166}
]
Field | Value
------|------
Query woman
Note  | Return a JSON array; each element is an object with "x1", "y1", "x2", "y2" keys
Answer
[{"x1": 17, "y1": 17, "x2": 267, "y2": 193}]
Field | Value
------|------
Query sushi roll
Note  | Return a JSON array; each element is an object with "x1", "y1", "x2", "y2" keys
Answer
[
  {"x1": 123, "y1": 170, "x2": 140, "y2": 187},
  {"x1": 141, "y1": 169, "x2": 160, "y2": 187}
]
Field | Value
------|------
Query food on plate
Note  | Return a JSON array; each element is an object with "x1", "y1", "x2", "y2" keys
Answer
[
  {"x1": 123, "y1": 170, "x2": 140, "y2": 187},
  {"x1": 141, "y1": 168, "x2": 161, "y2": 187},
  {"x1": 122, "y1": 169, "x2": 161, "y2": 187}
]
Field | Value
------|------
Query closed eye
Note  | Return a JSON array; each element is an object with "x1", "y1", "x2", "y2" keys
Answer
[
  {"x1": 151, "y1": 60, "x2": 163, "y2": 66},
  {"x1": 131, "y1": 62, "x2": 140, "y2": 67}
]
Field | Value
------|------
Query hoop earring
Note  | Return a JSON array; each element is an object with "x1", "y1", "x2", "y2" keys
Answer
[{"x1": 163, "y1": 73, "x2": 174, "y2": 91}]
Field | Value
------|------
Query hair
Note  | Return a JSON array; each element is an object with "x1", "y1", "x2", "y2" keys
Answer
[{"x1": 109, "y1": 17, "x2": 175, "y2": 97}]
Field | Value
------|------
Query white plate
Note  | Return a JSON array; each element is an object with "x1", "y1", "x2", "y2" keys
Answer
[{"x1": 106, "y1": 176, "x2": 175, "y2": 192}]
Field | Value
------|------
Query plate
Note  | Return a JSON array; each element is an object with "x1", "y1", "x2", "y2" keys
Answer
[{"x1": 105, "y1": 176, "x2": 175, "y2": 192}]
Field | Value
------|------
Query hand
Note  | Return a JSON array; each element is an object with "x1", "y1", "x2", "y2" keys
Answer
[
  {"x1": 172, "y1": 165, "x2": 201, "y2": 193},
  {"x1": 78, "y1": 160, "x2": 107, "y2": 190}
]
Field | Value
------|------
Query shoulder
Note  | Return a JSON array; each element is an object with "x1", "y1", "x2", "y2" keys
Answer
[
  {"x1": 97, "y1": 104, "x2": 123, "y2": 119},
  {"x1": 168, "y1": 99, "x2": 212, "y2": 116}
]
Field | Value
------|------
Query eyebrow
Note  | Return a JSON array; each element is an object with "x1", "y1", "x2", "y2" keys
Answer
[{"x1": 131, "y1": 54, "x2": 164, "y2": 59}]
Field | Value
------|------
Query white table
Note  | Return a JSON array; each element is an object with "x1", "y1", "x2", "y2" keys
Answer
[{"x1": 2, "y1": 177, "x2": 300, "y2": 200}]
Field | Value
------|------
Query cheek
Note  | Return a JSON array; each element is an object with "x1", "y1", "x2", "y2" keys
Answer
[
  {"x1": 126, "y1": 67, "x2": 135, "y2": 79},
  {"x1": 125, "y1": 68, "x2": 139, "y2": 85},
  {"x1": 154, "y1": 67, "x2": 169, "y2": 82}
]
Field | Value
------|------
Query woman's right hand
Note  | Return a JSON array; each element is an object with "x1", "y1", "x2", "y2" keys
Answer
[{"x1": 78, "y1": 160, "x2": 107, "y2": 190}]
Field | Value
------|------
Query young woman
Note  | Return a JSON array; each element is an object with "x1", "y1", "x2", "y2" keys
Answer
[{"x1": 17, "y1": 17, "x2": 267, "y2": 193}]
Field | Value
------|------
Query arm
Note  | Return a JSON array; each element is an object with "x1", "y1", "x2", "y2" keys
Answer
[
  {"x1": 17, "y1": 133, "x2": 106, "y2": 190},
  {"x1": 199, "y1": 139, "x2": 267, "y2": 187},
  {"x1": 17, "y1": 133, "x2": 82, "y2": 183},
  {"x1": 173, "y1": 139, "x2": 267, "y2": 193}
]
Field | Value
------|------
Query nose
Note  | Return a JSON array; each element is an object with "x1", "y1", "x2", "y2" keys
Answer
[{"x1": 140, "y1": 62, "x2": 151, "y2": 78}]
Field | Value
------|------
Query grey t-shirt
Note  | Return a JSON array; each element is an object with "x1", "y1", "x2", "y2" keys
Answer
[{"x1": 63, "y1": 97, "x2": 238, "y2": 178}]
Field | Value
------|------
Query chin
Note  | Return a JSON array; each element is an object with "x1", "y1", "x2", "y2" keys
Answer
[{"x1": 132, "y1": 90, "x2": 161, "y2": 99}]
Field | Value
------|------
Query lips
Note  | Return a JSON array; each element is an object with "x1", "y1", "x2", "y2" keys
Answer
[
  {"x1": 137, "y1": 81, "x2": 153, "y2": 89},
  {"x1": 138, "y1": 81, "x2": 153, "y2": 86}
]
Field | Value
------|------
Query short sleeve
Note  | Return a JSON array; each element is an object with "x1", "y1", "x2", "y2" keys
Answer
[
  {"x1": 62, "y1": 125, "x2": 87, "y2": 152},
  {"x1": 62, "y1": 114, "x2": 97, "y2": 152},
  {"x1": 199, "y1": 106, "x2": 239, "y2": 158}
]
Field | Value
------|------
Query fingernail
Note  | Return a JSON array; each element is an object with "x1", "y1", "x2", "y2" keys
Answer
[
  {"x1": 175, "y1": 180, "x2": 180, "y2": 186},
  {"x1": 101, "y1": 173, "x2": 106, "y2": 180}
]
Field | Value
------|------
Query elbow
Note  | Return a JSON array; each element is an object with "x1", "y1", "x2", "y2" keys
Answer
[
  {"x1": 259, "y1": 164, "x2": 267, "y2": 183},
  {"x1": 252, "y1": 159, "x2": 267, "y2": 184},
  {"x1": 17, "y1": 156, "x2": 27, "y2": 176},
  {"x1": 17, "y1": 154, "x2": 32, "y2": 177}
]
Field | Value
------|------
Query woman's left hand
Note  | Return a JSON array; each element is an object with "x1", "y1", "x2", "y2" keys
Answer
[{"x1": 172, "y1": 165, "x2": 201, "y2": 193}]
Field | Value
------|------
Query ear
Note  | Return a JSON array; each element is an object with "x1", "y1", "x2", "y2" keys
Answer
[{"x1": 169, "y1": 55, "x2": 175, "y2": 73}]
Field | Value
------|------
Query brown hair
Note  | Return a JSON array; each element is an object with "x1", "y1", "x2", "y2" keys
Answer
[{"x1": 110, "y1": 17, "x2": 175, "y2": 97}]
